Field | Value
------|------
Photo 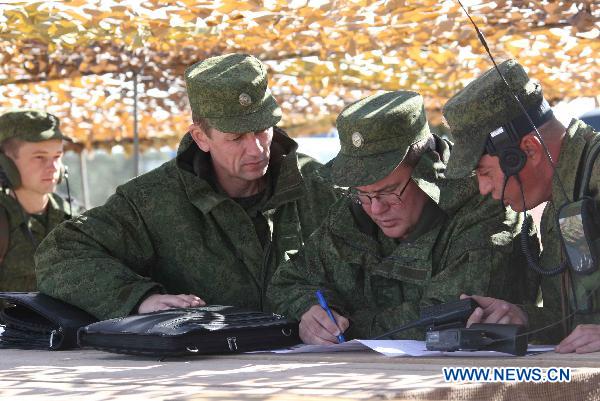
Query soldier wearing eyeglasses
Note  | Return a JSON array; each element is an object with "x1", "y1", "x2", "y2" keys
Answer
[{"x1": 268, "y1": 90, "x2": 539, "y2": 344}]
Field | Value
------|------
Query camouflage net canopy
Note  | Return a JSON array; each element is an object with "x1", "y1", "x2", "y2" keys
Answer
[{"x1": 0, "y1": 0, "x2": 598, "y2": 151}]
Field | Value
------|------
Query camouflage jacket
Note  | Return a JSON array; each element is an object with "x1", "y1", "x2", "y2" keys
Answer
[
  {"x1": 0, "y1": 192, "x2": 71, "y2": 291},
  {"x1": 35, "y1": 129, "x2": 338, "y2": 320},
  {"x1": 523, "y1": 119, "x2": 600, "y2": 343},
  {"x1": 268, "y1": 137, "x2": 539, "y2": 340}
]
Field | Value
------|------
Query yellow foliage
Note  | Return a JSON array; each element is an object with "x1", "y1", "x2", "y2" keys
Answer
[{"x1": 0, "y1": 0, "x2": 598, "y2": 148}]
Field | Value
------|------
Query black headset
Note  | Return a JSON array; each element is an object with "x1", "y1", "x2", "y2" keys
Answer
[{"x1": 484, "y1": 123, "x2": 528, "y2": 178}]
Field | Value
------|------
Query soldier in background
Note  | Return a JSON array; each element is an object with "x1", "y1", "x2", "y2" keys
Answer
[
  {"x1": 268, "y1": 90, "x2": 538, "y2": 344},
  {"x1": 35, "y1": 53, "x2": 338, "y2": 319},
  {"x1": 0, "y1": 110, "x2": 72, "y2": 291}
]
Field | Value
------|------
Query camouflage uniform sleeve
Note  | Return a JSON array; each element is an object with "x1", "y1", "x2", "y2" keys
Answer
[
  {"x1": 347, "y1": 304, "x2": 422, "y2": 339},
  {"x1": 269, "y1": 229, "x2": 425, "y2": 340},
  {"x1": 268, "y1": 223, "x2": 346, "y2": 321},
  {"x1": 505, "y1": 212, "x2": 542, "y2": 305},
  {"x1": 296, "y1": 154, "x2": 341, "y2": 236},
  {"x1": 348, "y1": 211, "x2": 542, "y2": 340},
  {"x1": 512, "y1": 214, "x2": 563, "y2": 344},
  {"x1": 35, "y1": 188, "x2": 162, "y2": 320},
  {"x1": 346, "y1": 248, "x2": 505, "y2": 340}
]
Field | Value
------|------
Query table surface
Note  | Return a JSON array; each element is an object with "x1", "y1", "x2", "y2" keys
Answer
[{"x1": 1, "y1": 348, "x2": 599, "y2": 401}]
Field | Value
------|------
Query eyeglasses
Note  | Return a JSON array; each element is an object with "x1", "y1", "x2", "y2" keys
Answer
[{"x1": 348, "y1": 178, "x2": 412, "y2": 206}]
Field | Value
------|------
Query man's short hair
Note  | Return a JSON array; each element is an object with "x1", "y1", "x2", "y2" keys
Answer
[
  {"x1": 193, "y1": 116, "x2": 213, "y2": 138},
  {"x1": 0, "y1": 138, "x2": 24, "y2": 159}
]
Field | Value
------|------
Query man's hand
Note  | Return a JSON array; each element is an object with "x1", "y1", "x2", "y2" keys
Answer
[
  {"x1": 460, "y1": 294, "x2": 528, "y2": 327},
  {"x1": 138, "y1": 293, "x2": 206, "y2": 314},
  {"x1": 299, "y1": 304, "x2": 350, "y2": 345},
  {"x1": 555, "y1": 324, "x2": 600, "y2": 354}
]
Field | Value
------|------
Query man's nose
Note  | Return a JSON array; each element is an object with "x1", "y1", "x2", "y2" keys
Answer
[
  {"x1": 49, "y1": 159, "x2": 61, "y2": 172},
  {"x1": 369, "y1": 197, "x2": 388, "y2": 215},
  {"x1": 244, "y1": 133, "x2": 264, "y2": 156}
]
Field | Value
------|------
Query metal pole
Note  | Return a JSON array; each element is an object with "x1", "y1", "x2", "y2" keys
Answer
[
  {"x1": 133, "y1": 71, "x2": 140, "y2": 177},
  {"x1": 79, "y1": 149, "x2": 91, "y2": 209}
]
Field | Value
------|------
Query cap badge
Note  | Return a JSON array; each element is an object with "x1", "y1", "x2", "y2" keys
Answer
[
  {"x1": 239, "y1": 93, "x2": 252, "y2": 107},
  {"x1": 351, "y1": 132, "x2": 364, "y2": 148}
]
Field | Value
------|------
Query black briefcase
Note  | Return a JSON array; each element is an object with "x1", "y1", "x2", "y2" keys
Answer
[
  {"x1": 0, "y1": 292, "x2": 97, "y2": 350},
  {"x1": 78, "y1": 305, "x2": 300, "y2": 356}
]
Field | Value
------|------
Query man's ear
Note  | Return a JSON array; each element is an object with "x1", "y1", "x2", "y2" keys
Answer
[
  {"x1": 189, "y1": 124, "x2": 210, "y2": 152},
  {"x1": 520, "y1": 134, "x2": 543, "y2": 166}
]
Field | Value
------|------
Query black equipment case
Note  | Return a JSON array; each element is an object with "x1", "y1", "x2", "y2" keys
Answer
[{"x1": 78, "y1": 305, "x2": 300, "y2": 356}]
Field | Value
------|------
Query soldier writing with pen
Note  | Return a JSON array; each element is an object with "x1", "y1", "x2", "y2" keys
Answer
[{"x1": 268, "y1": 91, "x2": 539, "y2": 344}]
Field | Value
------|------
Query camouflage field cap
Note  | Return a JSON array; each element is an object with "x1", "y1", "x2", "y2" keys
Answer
[
  {"x1": 331, "y1": 91, "x2": 431, "y2": 187},
  {"x1": 185, "y1": 53, "x2": 282, "y2": 134},
  {"x1": 0, "y1": 109, "x2": 68, "y2": 143},
  {"x1": 443, "y1": 59, "x2": 545, "y2": 178}
]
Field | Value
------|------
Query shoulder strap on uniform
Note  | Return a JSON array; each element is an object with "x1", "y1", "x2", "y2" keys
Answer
[
  {"x1": 578, "y1": 138, "x2": 600, "y2": 199},
  {"x1": 0, "y1": 205, "x2": 10, "y2": 265}
]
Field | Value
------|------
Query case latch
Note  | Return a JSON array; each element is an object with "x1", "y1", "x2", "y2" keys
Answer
[{"x1": 227, "y1": 336, "x2": 238, "y2": 352}]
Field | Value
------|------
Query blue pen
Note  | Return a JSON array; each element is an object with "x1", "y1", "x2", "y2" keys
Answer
[{"x1": 315, "y1": 290, "x2": 345, "y2": 343}]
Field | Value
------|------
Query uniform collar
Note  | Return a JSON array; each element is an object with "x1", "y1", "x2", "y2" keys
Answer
[
  {"x1": 0, "y1": 191, "x2": 70, "y2": 230},
  {"x1": 328, "y1": 198, "x2": 443, "y2": 284},
  {"x1": 176, "y1": 127, "x2": 306, "y2": 214},
  {"x1": 330, "y1": 195, "x2": 446, "y2": 251},
  {"x1": 388, "y1": 197, "x2": 446, "y2": 244},
  {"x1": 406, "y1": 134, "x2": 449, "y2": 206}
]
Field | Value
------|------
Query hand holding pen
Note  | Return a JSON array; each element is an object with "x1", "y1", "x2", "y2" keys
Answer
[
  {"x1": 316, "y1": 290, "x2": 346, "y2": 343},
  {"x1": 297, "y1": 290, "x2": 350, "y2": 345},
  {"x1": 299, "y1": 291, "x2": 350, "y2": 345}
]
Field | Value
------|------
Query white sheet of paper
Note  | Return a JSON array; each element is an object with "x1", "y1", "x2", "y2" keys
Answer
[
  {"x1": 254, "y1": 340, "x2": 554, "y2": 357},
  {"x1": 260, "y1": 339, "x2": 368, "y2": 354},
  {"x1": 357, "y1": 340, "x2": 555, "y2": 357}
]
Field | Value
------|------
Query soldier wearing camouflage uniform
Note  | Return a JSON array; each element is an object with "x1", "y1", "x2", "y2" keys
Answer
[
  {"x1": 443, "y1": 59, "x2": 600, "y2": 353},
  {"x1": 35, "y1": 53, "x2": 338, "y2": 319},
  {"x1": 0, "y1": 110, "x2": 72, "y2": 291},
  {"x1": 268, "y1": 91, "x2": 538, "y2": 344}
]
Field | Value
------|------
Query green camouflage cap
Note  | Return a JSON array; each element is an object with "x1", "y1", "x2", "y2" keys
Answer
[
  {"x1": 185, "y1": 53, "x2": 282, "y2": 134},
  {"x1": 443, "y1": 59, "x2": 544, "y2": 178},
  {"x1": 331, "y1": 91, "x2": 431, "y2": 187},
  {"x1": 0, "y1": 109, "x2": 68, "y2": 143}
]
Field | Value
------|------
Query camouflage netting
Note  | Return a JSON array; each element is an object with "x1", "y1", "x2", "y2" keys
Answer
[{"x1": 0, "y1": 1, "x2": 598, "y2": 151}]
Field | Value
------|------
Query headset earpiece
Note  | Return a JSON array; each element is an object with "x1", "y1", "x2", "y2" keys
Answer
[
  {"x1": 0, "y1": 153, "x2": 21, "y2": 188},
  {"x1": 499, "y1": 146, "x2": 527, "y2": 177},
  {"x1": 487, "y1": 122, "x2": 527, "y2": 178}
]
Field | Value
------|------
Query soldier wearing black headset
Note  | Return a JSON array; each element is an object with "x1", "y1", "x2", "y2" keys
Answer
[
  {"x1": 442, "y1": 59, "x2": 600, "y2": 354},
  {"x1": 0, "y1": 109, "x2": 73, "y2": 292}
]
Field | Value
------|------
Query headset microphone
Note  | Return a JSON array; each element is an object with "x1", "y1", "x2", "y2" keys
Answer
[{"x1": 63, "y1": 165, "x2": 73, "y2": 217}]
